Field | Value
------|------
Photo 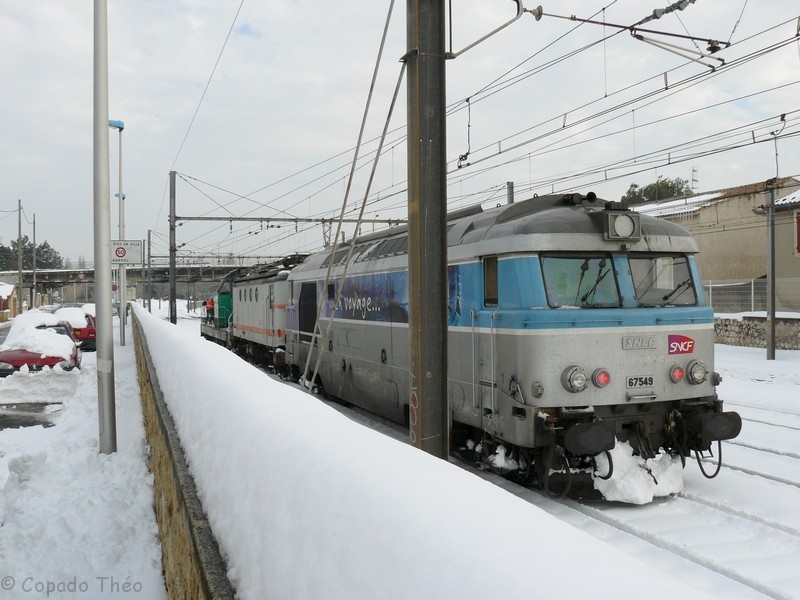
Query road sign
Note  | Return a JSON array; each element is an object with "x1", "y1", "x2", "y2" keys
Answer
[{"x1": 111, "y1": 240, "x2": 143, "y2": 264}]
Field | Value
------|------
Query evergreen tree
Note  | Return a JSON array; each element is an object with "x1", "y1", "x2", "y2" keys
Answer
[{"x1": 0, "y1": 236, "x2": 64, "y2": 270}]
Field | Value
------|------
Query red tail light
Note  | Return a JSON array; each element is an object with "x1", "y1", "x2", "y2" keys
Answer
[
  {"x1": 670, "y1": 365, "x2": 685, "y2": 383},
  {"x1": 592, "y1": 368, "x2": 611, "y2": 388}
]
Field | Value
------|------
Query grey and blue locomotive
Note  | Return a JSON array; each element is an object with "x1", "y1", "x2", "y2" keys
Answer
[{"x1": 206, "y1": 192, "x2": 742, "y2": 497}]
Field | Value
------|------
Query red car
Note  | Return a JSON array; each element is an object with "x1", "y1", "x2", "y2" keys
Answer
[
  {"x1": 0, "y1": 311, "x2": 82, "y2": 377},
  {"x1": 55, "y1": 306, "x2": 97, "y2": 351}
]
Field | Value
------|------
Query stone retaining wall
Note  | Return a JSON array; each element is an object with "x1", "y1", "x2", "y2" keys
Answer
[
  {"x1": 132, "y1": 314, "x2": 235, "y2": 599},
  {"x1": 714, "y1": 317, "x2": 800, "y2": 350}
]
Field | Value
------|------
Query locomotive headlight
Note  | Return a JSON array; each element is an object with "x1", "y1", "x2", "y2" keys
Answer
[
  {"x1": 669, "y1": 364, "x2": 685, "y2": 383},
  {"x1": 686, "y1": 360, "x2": 708, "y2": 384},
  {"x1": 562, "y1": 365, "x2": 588, "y2": 393},
  {"x1": 604, "y1": 211, "x2": 641, "y2": 241},
  {"x1": 613, "y1": 214, "x2": 636, "y2": 237},
  {"x1": 592, "y1": 368, "x2": 611, "y2": 388}
]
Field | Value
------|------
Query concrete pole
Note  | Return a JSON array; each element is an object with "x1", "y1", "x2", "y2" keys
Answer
[
  {"x1": 406, "y1": 0, "x2": 449, "y2": 459},
  {"x1": 169, "y1": 170, "x2": 177, "y2": 324},
  {"x1": 93, "y1": 0, "x2": 117, "y2": 453}
]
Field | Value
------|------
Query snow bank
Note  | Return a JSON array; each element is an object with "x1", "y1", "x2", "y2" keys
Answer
[
  {"x1": 0, "y1": 347, "x2": 165, "y2": 599},
  {"x1": 132, "y1": 304, "x2": 713, "y2": 600},
  {"x1": 592, "y1": 440, "x2": 683, "y2": 504}
]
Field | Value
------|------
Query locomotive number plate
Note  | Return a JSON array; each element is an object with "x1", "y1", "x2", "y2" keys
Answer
[{"x1": 626, "y1": 375, "x2": 654, "y2": 388}]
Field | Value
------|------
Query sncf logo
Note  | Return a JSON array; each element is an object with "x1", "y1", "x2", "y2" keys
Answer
[{"x1": 668, "y1": 334, "x2": 695, "y2": 355}]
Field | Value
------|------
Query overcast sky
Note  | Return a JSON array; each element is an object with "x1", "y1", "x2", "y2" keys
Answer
[{"x1": 1, "y1": 1, "x2": 798, "y2": 266}]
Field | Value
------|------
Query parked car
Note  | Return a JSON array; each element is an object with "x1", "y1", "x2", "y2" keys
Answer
[
  {"x1": 55, "y1": 306, "x2": 97, "y2": 351},
  {"x1": 0, "y1": 311, "x2": 82, "y2": 376}
]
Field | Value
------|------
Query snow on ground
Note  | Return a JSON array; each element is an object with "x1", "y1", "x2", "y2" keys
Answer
[
  {"x1": 0, "y1": 301, "x2": 797, "y2": 599},
  {"x1": 0, "y1": 318, "x2": 165, "y2": 599},
  {"x1": 131, "y1": 302, "x2": 718, "y2": 600}
]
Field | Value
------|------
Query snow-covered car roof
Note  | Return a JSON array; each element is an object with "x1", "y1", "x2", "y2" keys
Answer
[
  {"x1": 1, "y1": 310, "x2": 77, "y2": 360},
  {"x1": 55, "y1": 307, "x2": 90, "y2": 329}
]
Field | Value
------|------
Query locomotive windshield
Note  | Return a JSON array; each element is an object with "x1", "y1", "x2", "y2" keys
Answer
[
  {"x1": 629, "y1": 254, "x2": 697, "y2": 307},
  {"x1": 541, "y1": 254, "x2": 621, "y2": 308}
]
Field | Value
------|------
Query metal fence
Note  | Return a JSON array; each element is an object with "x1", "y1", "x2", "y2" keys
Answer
[{"x1": 703, "y1": 278, "x2": 800, "y2": 314}]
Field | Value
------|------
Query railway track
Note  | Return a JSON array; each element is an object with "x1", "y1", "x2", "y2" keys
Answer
[
  {"x1": 316, "y1": 390, "x2": 799, "y2": 599},
  {"x1": 567, "y1": 487, "x2": 796, "y2": 599},
  {"x1": 455, "y1": 442, "x2": 797, "y2": 600}
]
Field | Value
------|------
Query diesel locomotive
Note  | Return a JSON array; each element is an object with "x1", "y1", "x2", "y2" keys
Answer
[{"x1": 201, "y1": 192, "x2": 741, "y2": 498}]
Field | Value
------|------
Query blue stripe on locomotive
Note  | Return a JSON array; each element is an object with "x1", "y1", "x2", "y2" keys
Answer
[{"x1": 321, "y1": 254, "x2": 712, "y2": 329}]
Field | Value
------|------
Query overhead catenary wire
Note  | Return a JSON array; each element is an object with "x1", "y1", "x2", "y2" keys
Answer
[
  {"x1": 159, "y1": 3, "x2": 625, "y2": 242},
  {"x1": 175, "y1": 11, "x2": 796, "y2": 225},
  {"x1": 444, "y1": 15, "x2": 799, "y2": 169},
  {"x1": 153, "y1": 0, "x2": 247, "y2": 234},
  {"x1": 282, "y1": 17, "x2": 800, "y2": 230},
  {"x1": 449, "y1": 1, "x2": 621, "y2": 113},
  {"x1": 155, "y1": 7, "x2": 800, "y2": 263},
  {"x1": 180, "y1": 112, "x2": 798, "y2": 260},
  {"x1": 727, "y1": 0, "x2": 750, "y2": 44},
  {"x1": 522, "y1": 128, "x2": 800, "y2": 200},
  {"x1": 430, "y1": 112, "x2": 800, "y2": 209},
  {"x1": 448, "y1": 88, "x2": 800, "y2": 189},
  {"x1": 177, "y1": 14, "x2": 800, "y2": 248},
  {"x1": 452, "y1": 33, "x2": 800, "y2": 173}
]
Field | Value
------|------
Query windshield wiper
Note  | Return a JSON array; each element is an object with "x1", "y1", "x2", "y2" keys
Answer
[
  {"x1": 662, "y1": 278, "x2": 692, "y2": 303},
  {"x1": 581, "y1": 260, "x2": 610, "y2": 305},
  {"x1": 574, "y1": 259, "x2": 590, "y2": 304}
]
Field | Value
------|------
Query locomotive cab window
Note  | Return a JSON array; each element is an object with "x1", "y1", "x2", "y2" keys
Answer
[
  {"x1": 630, "y1": 254, "x2": 697, "y2": 306},
  {"x1": 541, "y1": 254, "x2": 620, "y2": 308},
  {"x1": 483, "y1": 256, "x2": 498, "y2": 307}
]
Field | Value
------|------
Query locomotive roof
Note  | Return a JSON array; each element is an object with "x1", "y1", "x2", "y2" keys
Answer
[
  {"x1": 447, "y1": 193, "x2": 696, "y2": 252},
  {"x1": 294, "y1": 192, "x2": 698, "y2": 272},
  {"x1": 234, "y1": 254, "x2": 309, "y2": 283}
]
